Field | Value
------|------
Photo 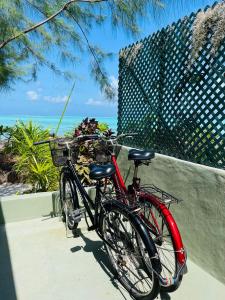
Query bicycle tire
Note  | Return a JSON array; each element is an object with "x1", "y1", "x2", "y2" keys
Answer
[
  {"x1": 138, "y1": 196, "x2": 184, "y2": 292},
  {"x1": 60, "y1": 168, "x2": 79, "y2": 230},
  {"x1": 100, "y1": 200, "x2": 160, "y2": 300}
]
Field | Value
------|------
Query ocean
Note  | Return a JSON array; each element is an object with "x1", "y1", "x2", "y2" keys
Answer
[{"x1": 0, "y1": 115, "x2": 118, "y2": 135}]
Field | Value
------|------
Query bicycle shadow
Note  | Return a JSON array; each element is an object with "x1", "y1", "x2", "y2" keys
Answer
[
  {"x1": 70, "y1": 228, "x2": 171, "y2": 300},
  {"x1": 160, "y1": 291, "x2": 171, "y2": 300},
  {"x1": 70, "y1": 228, "x2": 131, "y2": 300}
]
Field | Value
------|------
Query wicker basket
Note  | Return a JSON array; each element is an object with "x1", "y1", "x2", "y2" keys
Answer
[{"x1": 49, "y1": 139, "x2": 78, "y2": 167}]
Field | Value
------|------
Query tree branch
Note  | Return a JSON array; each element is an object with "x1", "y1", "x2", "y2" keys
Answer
[
  {"x1": 0, "y1": 0, "x2": 107, "y2": 49},
  {"x1": 66, "y1": 10, "x2": 115, "y2": 98},
  {"x1": 67, "y1": 10, "x2": 107, "y2": 81}
]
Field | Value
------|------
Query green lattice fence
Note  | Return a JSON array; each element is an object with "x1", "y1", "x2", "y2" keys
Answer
[{"x1": 118, "y1": 2, "x2": 225, "y2": 169}]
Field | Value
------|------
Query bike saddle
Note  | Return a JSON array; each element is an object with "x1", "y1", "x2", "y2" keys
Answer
[
  {"x1": 89, "y1": 164, "x2": 115, "y2": 180},
  {"x1": 128, "y1": 149, "x2": 155, "y2": 161}
]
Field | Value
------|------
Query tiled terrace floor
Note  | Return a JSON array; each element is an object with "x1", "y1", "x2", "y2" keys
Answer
[{"x1": 0, "y1": 217, "x2": 224, "y2": 300}]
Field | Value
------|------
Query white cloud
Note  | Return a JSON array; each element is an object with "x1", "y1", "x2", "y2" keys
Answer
[
  {"x1": 44, "y1": 95, "x2": 68, "y2": 103},
  {"x1": 27, "y1": 87, "x2": 68, "y2": 104},
  {"x1": 86, "y1": 98, "x2": 107, "y2": 106},
  {"x1": 26, "y1": 90, "x2": 39, "y2": 101},
  {"x1": 86, "y1": 97, "x2": 117, "y2": 107}
]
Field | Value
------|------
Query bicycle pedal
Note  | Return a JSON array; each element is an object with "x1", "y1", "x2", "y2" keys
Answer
[{"x1": 71, "y1": 208, "x2": 85, "y2": 222}]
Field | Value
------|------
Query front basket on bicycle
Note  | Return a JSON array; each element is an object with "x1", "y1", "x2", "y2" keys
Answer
[{"x1": 49, "y1": 139, "x2": 78, "y2": 167}]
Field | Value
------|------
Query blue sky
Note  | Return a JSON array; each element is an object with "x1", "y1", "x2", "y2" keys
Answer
[{"x1": 0, "y1": 0, "x2": 216, "y2": 118}]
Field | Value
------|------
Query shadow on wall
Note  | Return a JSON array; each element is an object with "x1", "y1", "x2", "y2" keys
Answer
[{"x1": 0, "y1": 200, "x2": 17, "y2": 300}]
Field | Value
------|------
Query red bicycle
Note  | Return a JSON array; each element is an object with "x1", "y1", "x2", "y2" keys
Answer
[{"x1": 96, "y1": 133, "x2": 187, "y2": 292}]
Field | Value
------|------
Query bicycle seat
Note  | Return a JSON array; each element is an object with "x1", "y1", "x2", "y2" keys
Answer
[
  {"x1": 128, "y1": 149, "x2": 155, "y2": 161},
  {"x1": 89, "y1": 164, "x2": 115, "y2": 180}
]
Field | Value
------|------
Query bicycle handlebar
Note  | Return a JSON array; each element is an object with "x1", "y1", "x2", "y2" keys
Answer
[
  {"x1": 33, "y1": 133, "x2": 138, "y2": 147},
  {"x1": 33, "y1": 140, "x2": 51, "y2": 146},
  {"x1": 33, "y1": 134, "x2": 100, "y2": 147},
  {"x1": 77, "y1": 134, "x2": 99, "y2": 141},
  {"x1": 112, "y1": 132, "x2": 138, "y2": 141}
]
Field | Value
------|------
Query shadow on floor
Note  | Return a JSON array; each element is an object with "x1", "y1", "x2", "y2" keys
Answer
[
  {"x1": 70, "y1": 228, "x2": 131, "y2": 300},
  {"x1": 70, "y1": 228, "x2": 172, "y2": 300},
  {"x1": 0, "y1": 201, "x2": 17, "y2": 300},
  {"x1": 160, "y1": 291, "x2": 171, "y2": 300}
]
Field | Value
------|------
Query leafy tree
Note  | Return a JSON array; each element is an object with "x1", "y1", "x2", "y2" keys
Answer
[{"x1": 0, "y1": 0, "x2": 164, "y2": 96}]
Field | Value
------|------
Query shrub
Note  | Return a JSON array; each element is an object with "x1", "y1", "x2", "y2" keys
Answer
[
  {"x1": 74, "y1": 118, "x2": 113, "y2": 185},
  {"x1": 74, "y1": 117, "x2": 113, "y2": 137},
  {"x1": 5, "y1": 121, "x2": 58, "y2": 192}
]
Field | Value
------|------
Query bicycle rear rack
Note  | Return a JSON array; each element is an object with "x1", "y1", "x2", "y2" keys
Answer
[{"x1": 139, "y1": 185, "x2": 183, "y2": 205}]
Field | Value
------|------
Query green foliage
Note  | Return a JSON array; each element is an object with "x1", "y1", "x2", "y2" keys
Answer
[
  {"x1": 183, "y1": 124, "x2": 224, "y2": 165},
  {"x1": 74, "y1": 117, "x2": 112, "y2": 185},
  {"x1": 5, "y1": 121, "x2": 58, "y2": 192},
  {"x1": 75, "y1": 155, "x2": 93, "y2": 185},
  {"x1": 74, "y1": 117, "x2": 99, "y2": 136},
  {"x1": 63, "y1": 129, "x2": 74, "y2": 138},
  {"x1": 97, "y1": 122, "x2": 109, "y2": 132},
  {"x1": 63, "y1": 120, "x2": 110, "y2": 138},
  {"x1": 74, "y1": 117, "x2": 113, "y2": 136},
  {"x1": 0, "y1": 0, "x2": 164, "y2": 97},
  {"x1": 0, "y1": 54, "x2": 23, "y2": 89}
]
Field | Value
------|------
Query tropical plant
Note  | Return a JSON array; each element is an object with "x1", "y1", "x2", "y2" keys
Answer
[
  {"x1": 0, "y1": 0, "x2": 167, "y2": 95},
  {"x1": 74, "y1": 117, "x2": 113, "y2": 137},
  {"x1": 74, "y1": 117, "x2": 113, "y2": 185},
  {"x1": 5, "y1": 121, "x2": 58, "y2": 192}
]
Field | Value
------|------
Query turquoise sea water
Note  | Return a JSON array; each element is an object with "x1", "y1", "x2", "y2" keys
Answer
[{"x1": 0, "y1": 115, "x2": 117, "y2": 135}]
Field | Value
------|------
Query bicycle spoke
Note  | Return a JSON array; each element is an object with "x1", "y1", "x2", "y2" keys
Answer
[
  {"x1": 139, "y1": 200, "x2": 177, "y2": 282},
  {"x1": 102, "y1": 207, "x2": 156, "y2": 297}
]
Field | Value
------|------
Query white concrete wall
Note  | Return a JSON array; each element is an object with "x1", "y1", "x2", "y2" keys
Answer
[
  {"x1": 0, "y1": 192, "x2": 59, "y2": 224},
  {"x1": 117, "y1": 146, "x2": 225, "y2": 285}
]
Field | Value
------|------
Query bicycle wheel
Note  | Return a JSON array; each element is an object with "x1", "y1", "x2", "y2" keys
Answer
[
  {"x1": 60, "y1": 169, "x2": 79, "y2": 230},
  {"x1": 138, "y1": 197, "x2": 184, "y2": 292},
  {"x1": 100, "y1": 200, "x2": 160, "y2": 300}
]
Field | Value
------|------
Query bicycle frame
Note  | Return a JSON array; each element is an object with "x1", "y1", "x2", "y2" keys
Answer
[
  {"x1": 64, "y1": 160, "x2": 101, "y2": 229},
  {"x1": 109, "y1": 152, "x2": 186, "y2": 267},
  {"x1": 63, "y1": 159, "x2": 157, "y2": 256},
  {"x1": 111, "y1": 154, "x2": 127, "y2": 193}
]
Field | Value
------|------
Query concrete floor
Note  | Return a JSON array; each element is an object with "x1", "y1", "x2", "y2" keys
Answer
[{"x1": 0, "y1": 217, "x2": 224, "y2": 300}]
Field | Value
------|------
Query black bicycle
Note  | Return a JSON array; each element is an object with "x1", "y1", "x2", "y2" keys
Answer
[{"x1": 34, "y1": 135, "x2": 162, "y2": 300}]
